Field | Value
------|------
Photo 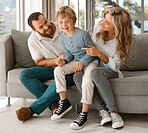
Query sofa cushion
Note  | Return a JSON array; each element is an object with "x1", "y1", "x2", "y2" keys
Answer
[
  {"x1": 7, "y1": 68, "x2": 81, "y2": 103},
  {"x1": 7, "y1": 68, "x2": 148, "y2": 96},
  {"x1": 120, "y1": 33, "x2": 148, "y2": 71},
  {"x1": 11, "y1": 29, "x2": 36, "y2": 68},
  {"x1": 110, "y1": 71, "x2": 148, "y2": 96},
  {"x1": 7, "y1": 68, "x2": 55, "y2": 85}
]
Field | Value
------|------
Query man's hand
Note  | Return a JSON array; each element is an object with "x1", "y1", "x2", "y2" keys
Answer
[
  {"x1": 73, "y1": 62, "x2": 84, "y2": 73},
  {"x1": 55, "y1": 58, "x2": 66, "y2": 67}
]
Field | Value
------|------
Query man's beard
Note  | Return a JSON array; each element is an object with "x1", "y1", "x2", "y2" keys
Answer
[{"x1": 38, "y1": 24, "x2": 54, "y2": 38}]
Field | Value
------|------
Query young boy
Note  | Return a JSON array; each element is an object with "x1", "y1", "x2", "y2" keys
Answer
[{"x1": 51, "y1": 6, "x2": 98, "y2": 129}]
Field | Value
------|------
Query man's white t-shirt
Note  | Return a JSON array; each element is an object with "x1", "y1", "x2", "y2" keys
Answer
[{"x1": 28, "y1": 22, "x2": 64, "y2": 60}]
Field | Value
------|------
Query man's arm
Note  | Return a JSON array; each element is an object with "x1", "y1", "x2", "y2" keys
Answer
[{"x1": 34, "y1": 54, "x2": 65, "y2": 68}]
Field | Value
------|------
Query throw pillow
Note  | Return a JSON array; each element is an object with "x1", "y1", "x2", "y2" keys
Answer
[
  {"x1": 11, "y1": 29, "x2": 36, "y2": 68},
  {"x1": 120, "y1": 33, "x2": 148, "y2": 71}
]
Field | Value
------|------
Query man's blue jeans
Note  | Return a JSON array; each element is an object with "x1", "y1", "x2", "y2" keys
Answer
[{"x1": 20, "y1": 66, "x2": 74, "y2": 115}]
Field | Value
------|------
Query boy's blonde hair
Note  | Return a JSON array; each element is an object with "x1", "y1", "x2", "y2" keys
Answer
[{"x1": 56, "y1": 6, "x2": 77, "y2": 23}]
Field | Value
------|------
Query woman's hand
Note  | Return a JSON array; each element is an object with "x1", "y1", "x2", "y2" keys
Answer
[
  {"x1": 82, "y1": 45, "x2": 109, "y2": 64},
  {"x1": 55, "y1": 58, "x2": 66, "y2": 67},
  {"x1": 82, "y1": 45, "x2": 102, "y2": 57},
  {"x1": 73, "y1": 62, "x2": 84, "y2": 73}
]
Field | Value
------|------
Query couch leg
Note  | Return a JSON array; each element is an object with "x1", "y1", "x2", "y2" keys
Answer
[
  {"x1": 7, "y1": 97, "x2": 11, "y2": 106},
  {"x1": 75, "y1": 104, "x2": 80, "y2": 113}
]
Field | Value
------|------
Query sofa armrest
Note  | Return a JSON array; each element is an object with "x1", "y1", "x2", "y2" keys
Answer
[{"x1": 0, "y1": 34, "x2": 15, "y2": 96}]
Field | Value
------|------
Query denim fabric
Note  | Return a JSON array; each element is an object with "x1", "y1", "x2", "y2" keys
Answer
[
  {"x1": 91, "y1": 67, "x2": 118, "y2": 112},
  {"x1": 20, "y1": 66, "x2": 74, "y2": 115},
  {"x1": 74, "y1": 67, "x2": 118, "y2": 112},
  {"x1": 73, "y1": 71, "x2": 105, "y2": 111}
]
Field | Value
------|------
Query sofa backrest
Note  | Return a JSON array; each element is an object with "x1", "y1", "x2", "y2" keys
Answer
[
  {"x1": 11, "y1": 29, "x2": 148, "y2": 70},
  {"x1": 11, "y1": 29, "x2": 36, "y2": 68},
  {"x1": 120, "y1": 33, "x2": 148, "y2": 71}
]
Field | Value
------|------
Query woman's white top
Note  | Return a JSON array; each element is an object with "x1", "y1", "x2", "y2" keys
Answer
[{"x1": 92, "y1": 22, "x2": 123, "y2": 78}]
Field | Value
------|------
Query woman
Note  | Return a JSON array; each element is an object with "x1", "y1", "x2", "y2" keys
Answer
[{"x1": 74, "y1": 7, "x2": 133, "y2": 129}]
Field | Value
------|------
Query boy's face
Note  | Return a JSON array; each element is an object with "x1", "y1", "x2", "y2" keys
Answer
[
  {"x1": 57, "y1": 15, "x2": 76, "y2": 35},
  {"x1": 32, "y1": 15, "x2": 56, "y2": 38}
]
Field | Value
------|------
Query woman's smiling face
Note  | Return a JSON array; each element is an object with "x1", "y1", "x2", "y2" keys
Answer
[{"x1": 101, "y1": 13, "x2": 114, "y2": 32}]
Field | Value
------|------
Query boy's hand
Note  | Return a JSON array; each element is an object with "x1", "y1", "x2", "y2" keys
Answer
[
  {"x1": 55, "y1": 58, "x2": 66, "y2": 67},
  {"x1": 58, "y1": 54, "x2": 65, "y2": 59},
  {"x1": 73, "y1": 62, "x2": 84, "y2": 73}
]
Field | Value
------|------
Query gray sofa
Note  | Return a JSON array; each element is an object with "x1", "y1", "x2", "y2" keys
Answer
[{"x1": 0, "y1": 29, "x2": 148, "y2": 114}]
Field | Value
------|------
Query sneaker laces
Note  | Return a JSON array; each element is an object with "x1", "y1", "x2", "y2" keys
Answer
[
  {"x1": 110, "y1": 112, "x2": 120, "y2": 123},
  {"x1": 55, "y1": 100, "x2": 63, "y2": 114},
  {"x1": 99, "y1": 110, "x2": 109, "y2": 119},
  {"x1": 74, "y1": 113, "x2": 85, "y2": 124}
]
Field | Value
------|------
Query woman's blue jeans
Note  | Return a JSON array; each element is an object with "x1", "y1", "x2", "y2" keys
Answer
[
  {"x1": 20, "y1": 66, "x2": 74, "y2": 115},
  {"x1": 74, "y1": 67, "x2": 118, "y2": 113}
]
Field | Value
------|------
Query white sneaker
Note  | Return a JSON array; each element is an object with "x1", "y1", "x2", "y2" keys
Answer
[
  {"x1": 99, "y1": 110, "x2": 111, "y2": 125},
  {"x1": 110, "y1": 112, "x2": 124, "y2": 129}
]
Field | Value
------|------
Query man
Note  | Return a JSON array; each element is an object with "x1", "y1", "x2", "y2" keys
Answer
[{"x1": 15, "y1": 12, "x2": 74, "y2": 121}]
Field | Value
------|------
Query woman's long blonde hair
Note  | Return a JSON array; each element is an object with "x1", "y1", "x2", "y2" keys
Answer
[{"x1": 96, "y1": 7, "x2": 133, "y2": 64}]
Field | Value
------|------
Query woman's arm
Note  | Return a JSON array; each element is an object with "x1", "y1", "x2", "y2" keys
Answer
[
  {"x1": 82, "y1": 45, "x2": 109, "y2": 64},
  {"x1": 82, "y1": 45, "x2": 120, "y2": 71}
]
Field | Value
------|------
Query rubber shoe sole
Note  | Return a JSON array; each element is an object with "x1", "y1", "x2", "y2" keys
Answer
[
  {"x1": 51, "y1": 105, "x2": 72, "y2": 120},
  {"x1": 70, "y1": 121, "x2": 87, "y2": 130},
  {"x1": 112, "y1": 121, "x2": 124, "y2": 129},
  {"x1": 101, "y1": 117, "x2": 112, "y2": 126}
]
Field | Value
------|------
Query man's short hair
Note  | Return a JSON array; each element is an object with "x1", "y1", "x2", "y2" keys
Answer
[{"x1": 28, "y1": 12, "x2": 44, "y2": 29}]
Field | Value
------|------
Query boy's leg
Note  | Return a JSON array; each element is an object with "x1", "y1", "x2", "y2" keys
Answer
[
  {"x1": 30, "y1": 74, "x2": 74, "y2": 115},
  {"x1": 70, "y1": 61, "x2": 98, "y2": 130},
  {"x1": 51, "y1": 61, "x2": 77, "y2": 120},
  {"x1": 73, "y1": 71, "x2": 105, "y2": 111},
  {"x1": 54, "y1": 60, "x2": 77, "y2": 93},
  {"x1": 70, "y1": 103, "x2": 89, "y2": 130},
  {"x1": 81, "y1": 60, "x2": 98, "y2": 105},
  {"x1": 73, "y1": 70, "x2": 110, "y2": 129}
]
